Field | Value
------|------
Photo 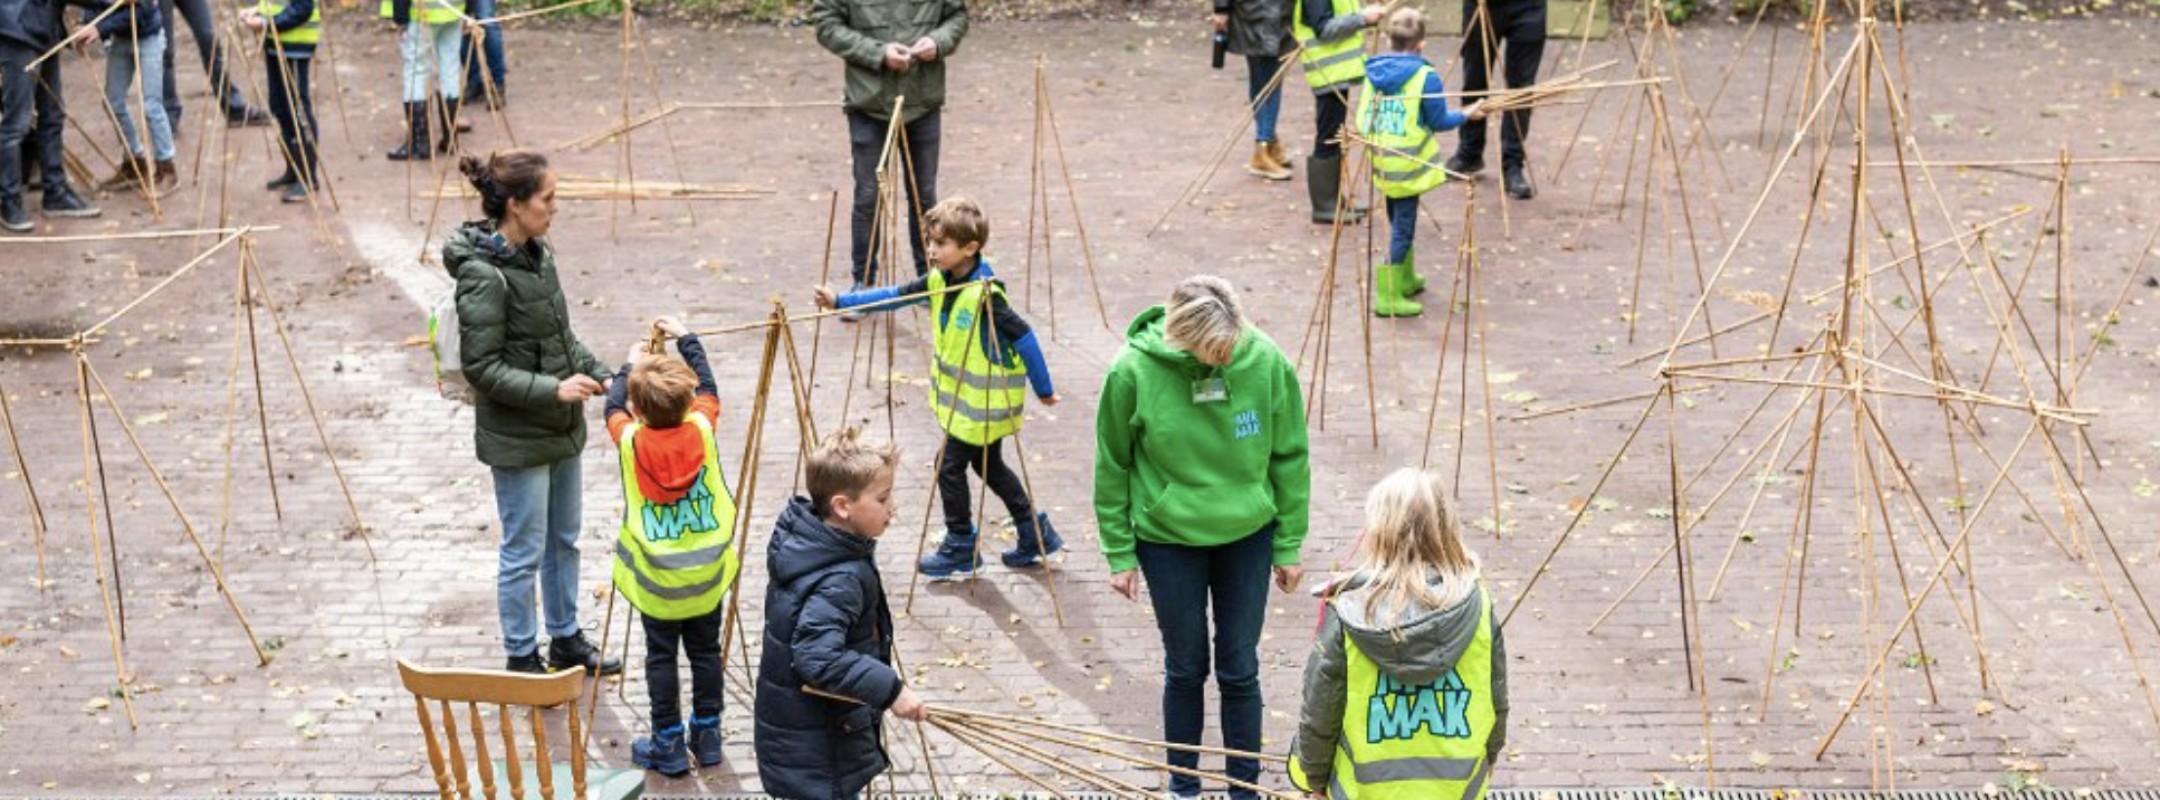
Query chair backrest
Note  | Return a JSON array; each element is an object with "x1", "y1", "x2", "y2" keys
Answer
[{"x1": 396, "y1": 657, "x2": 588, "y2": 800}]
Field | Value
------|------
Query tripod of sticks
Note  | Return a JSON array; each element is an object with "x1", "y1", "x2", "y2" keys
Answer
[{"x1": 0, "y1": 226, "x2": 370, "y2": 729}]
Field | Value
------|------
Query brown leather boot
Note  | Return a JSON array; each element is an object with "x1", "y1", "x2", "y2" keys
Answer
[
  {"x1": 1246, "y1": 142, "x2": 1291, "y2": 181},
  {"x1": 99, "y1": 156, "x2": 149, "y2": 192},
  {"x1": 152, "y1": 159, "x2": 179, "y2": 197},
  {"x1": 1266, "y1": 139, "x2": 1294, "y2": 169}
]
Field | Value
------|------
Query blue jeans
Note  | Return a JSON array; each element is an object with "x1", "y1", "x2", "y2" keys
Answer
[
  {"x1": 462, "y1": 0, "x2": 506, "y2": 94},
  {"x1": 1386, "y1": 194, "x2": 1419, "y2": 264},
  {"x1": 401, "y1": 21, "x2": 463, "y2": 103},
  {"x1": 106, "y1": 31, "x2": 175, "y2": 162},
  {"x1": 1135, "y1": 524, "x2": 1274, "y2": 800},
  {"x1": 1245, "y1": 54, "x2": 1282, "y2": 145},
  {"x1": 493, "y1": 456, "x2": 585, "y2": 658}
]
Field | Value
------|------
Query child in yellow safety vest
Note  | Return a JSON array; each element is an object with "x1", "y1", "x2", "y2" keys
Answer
[
  {"x1": 1289, "y1": 467, "x2": 1508, "y2": 800},
  {"x1": 1359, "y1": 8, "x2": 1485, "y2": 318},
  {"x1": 604, "y1": 315, "x2": 740, "y2": 777},
  {"x1": 811, "y1": 197, "x2": 1064, "y2": 581}
]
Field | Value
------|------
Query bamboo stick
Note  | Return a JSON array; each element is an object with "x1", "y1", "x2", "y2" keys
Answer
[{"x1": 75, "y1": 354, "x2": 138, "y2": 729}]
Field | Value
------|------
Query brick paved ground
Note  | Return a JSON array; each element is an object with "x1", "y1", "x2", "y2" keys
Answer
[{"x1": 2, "y1": 14, "x2": 2158, "y2": 796}]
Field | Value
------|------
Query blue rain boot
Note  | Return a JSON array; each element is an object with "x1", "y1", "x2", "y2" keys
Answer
[
  {"x1": 1001, "y1": 512, "x2": 1065, "y2": 569},
  {"x1": 688, "y1": 713, "x2": 723, "y2": 767},
  {"x1": 917, "y1": 528, "x2": 982, "y2": 580},
  {"x1": 632, "y1": 724, "x2": 690, "y2": 777}
]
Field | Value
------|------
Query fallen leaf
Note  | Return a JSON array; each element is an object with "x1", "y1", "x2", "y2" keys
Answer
[{"x1": 1975, "y1": 699, "x2": 1996, "y2": 716}]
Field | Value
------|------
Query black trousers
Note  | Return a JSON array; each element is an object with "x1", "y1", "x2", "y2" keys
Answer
[
  {"x1": 0, "y1": 39, "x2": 50, "y2": 202},
  {"x1": 845, "y1": 109, "x2": 939, "y2": 286},
  {"x1": 1311, "y1": 87, "x2": 1350, "y2": 160},
  {"x1": 642, "y1": 606, "x2": 724, "y2": 731},
  {"x1": 161, "y1": 0, "x2": 249, "y2": 124},
  {"x1": 16, "y1": 55, "x2": 66, "y2": 194},
  {"x1": 938, "y1": 435, "x2": 1031, "y2": 540},
  {"x1": 1457, "y1": 0, "x2": 1546, "y2": 168},
  {"x1": 263, "y1": 53, "x2": 317, "y2": 182}
]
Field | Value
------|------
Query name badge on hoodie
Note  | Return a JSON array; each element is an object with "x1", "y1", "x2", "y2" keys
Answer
[{"x1": 1192, "y1": 377, "x2": 1228, "y2": 404}]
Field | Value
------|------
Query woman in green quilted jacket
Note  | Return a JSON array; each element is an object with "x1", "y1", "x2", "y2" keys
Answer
[{"x1": 447, "y1": 149, "x2": 620, "y2": 677}]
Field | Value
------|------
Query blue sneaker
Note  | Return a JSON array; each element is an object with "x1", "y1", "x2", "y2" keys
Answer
[
  {"x1": 1001, "y1": 512, "x2": 1065, "y2": 569},
  {"x1": 917, "y1": 531, "x2": 982, "y2": 580},
  {"x1": 688, "y1": 714, "x2": 723, "y2": 767},
  {"x1": 632, "y1": 725, "x2": 690, "y2": 778}
]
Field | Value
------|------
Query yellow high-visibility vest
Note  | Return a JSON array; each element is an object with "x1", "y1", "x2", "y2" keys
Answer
[
  {"x1": 256, "y1": 0, "x2": 322, "y2": 44},
  {"x1": 927, "y1": 270, "x2": 1028, "y2": 446},
  {"x1": 1357, "y1": 64, "x2": 1448, "y2": 199},
  {"x1": 380, "y1": 0, "x2": 463, "y2": 25},
  {"x1": 1291, "y1": 0, "x2": 1368, "y2": 94},
  {"x1": 611, "y1": 414, "x2": 741, "y2": 621},
  {"x1": 1290, "y1": 590, "x2": 1497, "y2": 800}
]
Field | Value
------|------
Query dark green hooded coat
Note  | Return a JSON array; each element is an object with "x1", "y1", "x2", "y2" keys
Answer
[{"x1": 446, "y1": 221, "x2": 611, "y2": 469}]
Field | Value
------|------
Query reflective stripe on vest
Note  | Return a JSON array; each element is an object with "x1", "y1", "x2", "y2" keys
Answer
[
  {"x1": 1290, "y1": 0, "x2": 1368, "y2": 93},
  {"x1": 379, "y1": 0, "x2": 464, "y2": 25},
  {"x1": 1357, "y1": 65, "x2": 1448, "y2": 199},
  {"x1": 256, "y1": 0, "x2": 322, "y2": 44},
  {"x1": 1296, "y1": 589, "x2": 1497, "y2": 800},
  {"x1": 927, "y1": 270, "x2": 1027, "y2": 446},
  {"x1": 611, "y1": 414, "x2": 742, "y2": 621}
]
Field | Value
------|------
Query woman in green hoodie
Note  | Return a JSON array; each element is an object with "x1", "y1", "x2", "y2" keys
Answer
[{"x1": 1093, "y1": 275, "x2": 1311, "y2": 800}]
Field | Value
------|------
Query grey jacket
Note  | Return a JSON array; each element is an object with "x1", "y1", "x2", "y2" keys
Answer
[
  {"x1": 1290, "y1": 574, "x2": 1510, "y2": 790},
  {"x1": 1216, "y1": 0, "x2": 1293, "y2": 58}
]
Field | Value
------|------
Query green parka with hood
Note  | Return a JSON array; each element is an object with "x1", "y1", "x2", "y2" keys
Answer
[
  {"x1": 1291, "y1": 574, "x2": 1510, "y2": 789},
  {"x1": 1093, "y1": 305, "x2": 1311, "y2": 574},
  {"x1": 446, "y1": 220, "x2": 612, "y2": 469}
]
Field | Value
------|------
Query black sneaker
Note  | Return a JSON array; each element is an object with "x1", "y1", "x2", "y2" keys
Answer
[
  {"x1": 266, "y1": 170, "x2": 298, "y2": 191},
  {"x1": 226, "y1": 104, "x2": 272, "y2": 128},
  {"x1": 547, "y1": 632, "x2": 623, "y2": 676},
  {"x1": 1445, "y1": 153, "x2": 1484, "y2": 176},
  {"x1": 1, "y1": 196, "x2": 30, "y2": 233},
  {"x1": 42, "y1": 183, "x2": 102, "y2": 219},
  {"x1": 506, "y1": 652, "x2": 549, "y2": 674},
  {"x1": 1503, "y1": 164, "x2": 1535, "y2": 200},
  {"x1": 280, "y1": 181, "x2": 310, "y2": 204}
]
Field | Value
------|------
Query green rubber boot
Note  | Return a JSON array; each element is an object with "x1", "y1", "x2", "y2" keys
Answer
[
  {"x1": 1398, "y1": 245, "x2": 1426, "y2": 297},
  {"x1": 1373, "y1": 261, "x2": 1424, "y2": 317}
]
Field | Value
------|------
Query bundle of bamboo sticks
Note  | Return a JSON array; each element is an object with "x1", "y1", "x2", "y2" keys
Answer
[
  {"x1": 809, "y1": 686, "x2": 1303, "y2": 800},
  {"x1": 429, "y1": 175, "x2": 771, "y2": 201},
  {"x1": 1469, "y1": 61, "x2": 1649, "y2": 115}
]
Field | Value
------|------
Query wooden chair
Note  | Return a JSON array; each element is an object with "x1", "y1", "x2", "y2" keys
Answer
[{"x1": 396, "y1": 657, "x2": 644, "y2": 800}]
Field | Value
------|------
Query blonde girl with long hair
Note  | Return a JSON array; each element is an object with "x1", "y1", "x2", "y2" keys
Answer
[{"x1": 1288, "y1": 467, "x2": 1508, "y2": 800}]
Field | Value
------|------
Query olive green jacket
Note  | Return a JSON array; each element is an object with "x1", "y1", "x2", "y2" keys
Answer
[
  {"x1": 446, "y1": 221, "x2": 611, "y2": 469},
  {"x1": 807, "y1": 0, "x2": 968, "y2": 123}
]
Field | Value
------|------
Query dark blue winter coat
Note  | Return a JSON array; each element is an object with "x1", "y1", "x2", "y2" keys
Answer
[{"x1": 754, "y1": 497, "x2": 902, "y2": 800}]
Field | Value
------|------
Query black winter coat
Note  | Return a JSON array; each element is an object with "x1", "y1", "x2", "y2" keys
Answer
[
  {"x1": 1218, "y1": 0, "x2": 1292, "y2": 58},
  {"x1": 755, "y1": 497, "x2": 902, "y2": 800}
]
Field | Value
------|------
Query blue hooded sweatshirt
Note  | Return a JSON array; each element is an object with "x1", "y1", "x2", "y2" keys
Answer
[{"x1": 1364, "y1": 52, "x2": 1469, "y2": 133}]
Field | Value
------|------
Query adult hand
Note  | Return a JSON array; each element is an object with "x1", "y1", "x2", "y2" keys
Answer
[
  {"x1": 882, "y1": 42, "x2": 914, "y2": 73},
  {"x1": 239, "y1": 8, "x2": 266, "y2": 29},
  {"x1": 1109, "y1": 570, "x2": 1142, "y2": 602},
  {"x1": 556, "y1": 374, "x2": 602, "y2": 404},
  {"x1": 651, "y1": 315, "x2": 687, "y2": 339},
  {"x1": 1274, "y1": 564, "x2": 1304, "y2": 594},
  {"x1": 890, "y1": 686, "x2": 930, "y2": 722},
  {"x1": 909, "y1": 36, "x2": 939, "y2": 63},
  {"x1": 1360, "y1": 3, "x2": 1387, "y2": 24},
  {"x1": 1212, "y1": 12, "x2": 1229, "y2": 31},
  {"x1": 812, "y1": 284, "x2": 840, "y2": 310}
]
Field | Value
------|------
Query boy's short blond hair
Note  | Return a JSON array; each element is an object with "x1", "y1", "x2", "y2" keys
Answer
[
  {"x1": 1385, "y1": 8, "x2": 1426, "y2": 52},
  {"x1": 1164, "y1": 275, "x2": 1246, "y2": 365},
  {"x1": 924, "y1": 197, "x2": 990, "y2": 248},
  {"x1": 807, "y1": 426, "x2": 901, "y2": 518},
  {"x1": 628, "y1": 357, "x2": 698, "y2": 429}
]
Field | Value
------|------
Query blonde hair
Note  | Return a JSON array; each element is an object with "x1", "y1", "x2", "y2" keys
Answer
[
  {"x1": 1384, "y1": 8, "x2": 1426, "y2": 52},
  {"x1": 806, "y1": 426, "x2": 900, "y2": 518},
  {"x1": 1164, "y1": 275, "x2": 1246, "y2": 365},
  {"x1": 924, "y1": 197, "x2": 990, "y2": 248},
  {"x1": 627, "y1": 357, "x2": 698, "y2": 429},
  {"x1": 1351, "y1": 468, "x2": 1482, "y2": 623}
]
